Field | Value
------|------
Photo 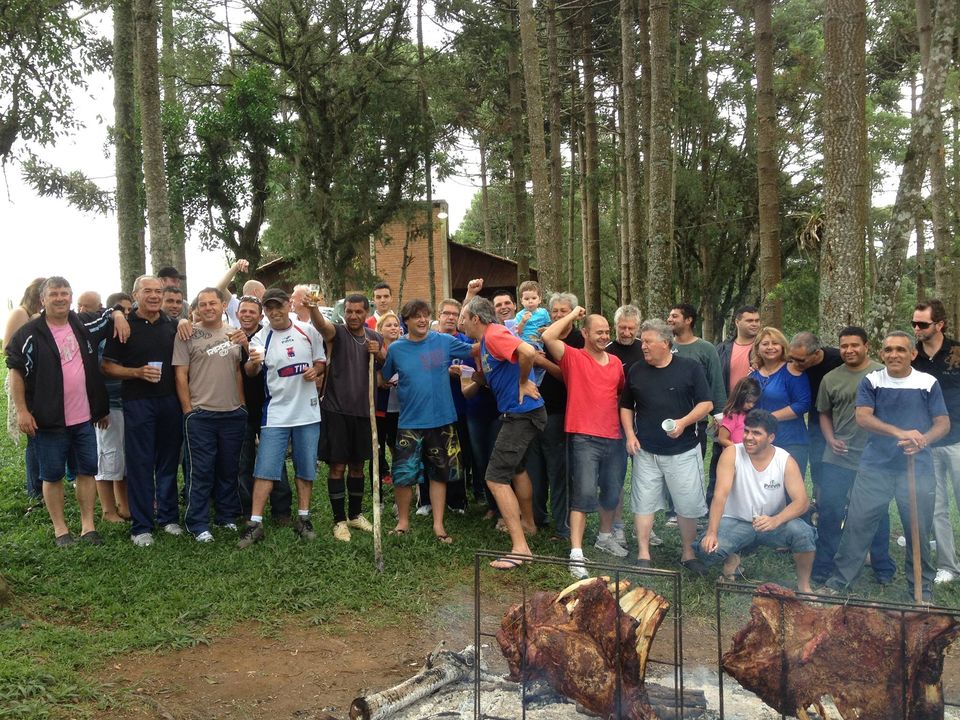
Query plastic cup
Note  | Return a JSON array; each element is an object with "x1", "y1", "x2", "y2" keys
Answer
[
  {"x1": 147, "y1": 361, "x2": 162, "y2": 383},
  {"x1": 460, "y1": 365, "x2": 475, "y2": 379},
  {"x1": 661, "y1": 419, "x2": 677, "y2": 433}
]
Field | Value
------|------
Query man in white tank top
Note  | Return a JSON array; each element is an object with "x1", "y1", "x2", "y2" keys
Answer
[{"x1": 698, "y1": 409, "x2": 816, "y2": 592}]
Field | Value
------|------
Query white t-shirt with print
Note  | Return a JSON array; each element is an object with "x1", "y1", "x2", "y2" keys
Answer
[{"x1": 250, "y1": 320, "x2": 326, "y2": 427}]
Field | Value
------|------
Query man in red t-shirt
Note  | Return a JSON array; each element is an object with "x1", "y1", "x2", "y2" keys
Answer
[{"x1": 543, "y1": 307, "x2": 626, "y2": 579}]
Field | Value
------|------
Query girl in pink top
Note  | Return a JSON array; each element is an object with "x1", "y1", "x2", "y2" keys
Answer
[{"x1": 717, "y1": 377, "x2": 762, "y2": 448}]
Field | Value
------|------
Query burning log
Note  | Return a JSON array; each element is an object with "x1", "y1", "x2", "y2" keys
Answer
[
  {"x1": 349, "y1": 645, "x2": 476, "y2": 720},
  {"x1": 723, "y1": 583, "x2": 960, "y2": 720},
  {"x1": 496, "y1": 577, "x2": 671, "y2": 720}
]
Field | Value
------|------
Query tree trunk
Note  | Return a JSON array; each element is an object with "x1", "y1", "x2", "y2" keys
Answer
[
  {"x1": 133, "y1": 0, "x2": 173, "y2": 272},
  {"x1": 820, "y1": 0, "x2": 867, "y2": 339},
  {"x1": 620, "y1": 0, "x2": 643, "y2": 307},
  {"x1": 161, "y1": 0, "x2": 186, "y2": 289},
  {"x1": 633, "y1": 0, "x2": 651, "y2": 307},
  {"x1": 517, "y1": 0, "x2": 556, "y2": 291},
  {"x1": 616, "y1": 87, "x2": 629, "y2": 304},
  {"x1": 754, "y1": 0, "x2": 782, "y2": 327},
  {"x1": 916, "y1": 0, "x2": 953, "y2": 315},
  {"x1": 546, "y1": 0, "x2": 564, "y2": 279},
  {"x1": 478, "y1": 132, "x2": 494, "y2": 252},
  {"x1": 580, "y1": 8, "x2": 602, "y2": 313},
  {"x1": 866, "y1": 0, "x2": 956, "y2": 340},
  {"x1": 506, "y1": 30, "x2": 530, "y2": 283},
  {"x1": 645, "y1": 0, "x2": 673, "y2": 316},
  {"x1": 114, "y1": 0, "x2": 145, "y2": 293},
  {"x1": 567, "y1": 99, "x2": 577, "y2": 292},
  {"x1": 417, "y1": 0, "x2": 436, "y2": 309}
]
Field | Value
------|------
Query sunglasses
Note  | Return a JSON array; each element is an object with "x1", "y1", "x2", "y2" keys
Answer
[
  {"x1": 239, "y1": 295, "x2": 263, "y2": 307},
  {"x1": 912, "y1": 320, "x2": 935, "y2": 329}
]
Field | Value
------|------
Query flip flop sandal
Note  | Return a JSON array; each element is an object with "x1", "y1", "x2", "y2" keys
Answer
[{"x1": 490, "y1": 556, "x2": 527, "y2": 571}]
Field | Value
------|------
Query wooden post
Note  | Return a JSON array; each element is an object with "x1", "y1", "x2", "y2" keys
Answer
[
  {"x1": 369, "y1": 353, "x2": 384, "y2": 573},
  {"x1": 907, "y1": 454, "x2": 922, "y2": 604}
]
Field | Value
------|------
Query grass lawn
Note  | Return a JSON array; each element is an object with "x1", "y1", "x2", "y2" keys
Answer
[{"x1": 1, "y1": 367, "x2": 959, "y2": 718}]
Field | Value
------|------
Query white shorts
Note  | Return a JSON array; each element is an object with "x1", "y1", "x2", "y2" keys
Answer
[
  {"x1": 630, "y1": 446, "x2": 707, "y2": 518},
  {"x1": 95, "y1": 408, "x2": 126, "y2": 481}
]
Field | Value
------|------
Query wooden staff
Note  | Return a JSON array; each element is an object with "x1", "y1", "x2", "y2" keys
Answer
[
  {"x1": 906, "y1": 454, "x2": 922, "y2": 604},
  {"x1": 369, "y1": 352, "x2": 384, "y2": 573}
]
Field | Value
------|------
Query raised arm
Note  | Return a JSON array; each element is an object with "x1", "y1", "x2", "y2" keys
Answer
[
  {"x1": 215, "y1": 259, "x2": 249, "y2": 295},
  {"x1": 541, "y1": 305, "x2": 585, "y2": 362}
]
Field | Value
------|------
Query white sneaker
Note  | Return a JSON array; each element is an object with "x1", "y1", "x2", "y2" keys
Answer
[
  {"x1": 346, "y1": 515, "x2": 373, "y2": 532},
  {"x1": 132, "y1": 532, "x2": 154, "y2": 547},
  {"x1": 222, "y1": 523, "x2": 238, "y2": 531},
  {"x1": 415, "y1": 504, "x2": 432, "y2": 516},
  {"x1": 934, "y1": 569, "x2": 956, "y2": 585},
  {"x1": 163, "y1": 523, "x2": 185, "y2": 536},
  {"x1": 594, "y1": 533, "x2": 629, "y2": 558},
  {"x1": 649, "y1": 530, "x2": 663, "y2": 547},
  {"x1": 569, "y1": 555, "x2": 589, "y2": 579},
  {"x1": 333, "y1": 521, "x2": 352, "y2": 542},
  {"x1": 196, "y1": 531, "x2": 214, "y2": 543},
  {"x1": 612, "y1": 526, "x2": 627, "y2": 545}
]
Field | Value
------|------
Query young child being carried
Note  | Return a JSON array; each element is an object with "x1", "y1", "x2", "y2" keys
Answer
[
  {"x1": 716, "y1": 377, "x2": 762, "y2": 448},
  {"x1": 512, "y1": 280, "x2": 551, "y2": 385}
]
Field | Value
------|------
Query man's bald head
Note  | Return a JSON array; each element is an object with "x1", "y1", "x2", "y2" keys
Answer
[
  {"x1": 582, "y1": 313, "x2": 606, "y2": 331},
  {"x1": 76, "y1": 291, "x2": 102, "y2": 314},
  {"x1": 241, "y1": 279, "x2": 265, "y2": 299}
]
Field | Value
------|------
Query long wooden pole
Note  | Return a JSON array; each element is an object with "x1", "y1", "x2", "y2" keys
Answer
[
  {"x1": 906, "y1": 454, "x2": 922, "y2": 604},
  {"x1": 369, "y1": 353, "x2": 384, "y2": 573}
]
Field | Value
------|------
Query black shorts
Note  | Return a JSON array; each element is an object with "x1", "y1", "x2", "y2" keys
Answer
[
  {"x1": 318, "y1": 409, "x2": 373, "y2": 464},
  {"x1": 486, "y1": 407, "x2": 548, "y2": 484}
]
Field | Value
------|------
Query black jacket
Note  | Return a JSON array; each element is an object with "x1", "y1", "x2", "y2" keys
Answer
[
  {"x1": 6, "y1": 310, "x2": 115, "y2": 430},
  {"x1": 716, "y1": 337, "x2": 735, "y2": 392}
]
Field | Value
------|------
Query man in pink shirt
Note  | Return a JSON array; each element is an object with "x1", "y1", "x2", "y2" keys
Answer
[
  {"x1": 542, "y1": 306, "x2": 626, "y2": 579},
  {"x1": 6, "y1": 277, "x2": 129, "y2": 546}
]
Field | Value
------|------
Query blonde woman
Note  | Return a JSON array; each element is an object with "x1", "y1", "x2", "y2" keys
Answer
[
  {"x1": 375, "y1": 312, "x2": 402, "y2": 494},
  {"x1": 748, "y1": 327, "x2": 812, "y2": 474},
  {"x1": 4, "y1": 278, "x2": 45, "y2": 501}
]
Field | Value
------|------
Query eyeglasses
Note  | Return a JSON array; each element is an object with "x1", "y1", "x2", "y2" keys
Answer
[
  {"x1": 912, "y1": 321, "x2": 934, "y2": 329},
  {"x1": 238, "y1": 295, "x2": 262, "y2": 307}
]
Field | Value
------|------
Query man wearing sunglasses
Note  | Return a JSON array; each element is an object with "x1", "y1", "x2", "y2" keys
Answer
[{"x1": 912, "y1": 299, "x2": 960, "y2": 586}]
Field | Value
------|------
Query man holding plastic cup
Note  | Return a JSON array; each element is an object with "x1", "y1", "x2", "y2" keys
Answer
[
  {"x1": 103, "y1": 275, "x2": 184, "y2": 546},
  {"x1": 619, "y1": 318, "x2": 713, "y2": 575}
]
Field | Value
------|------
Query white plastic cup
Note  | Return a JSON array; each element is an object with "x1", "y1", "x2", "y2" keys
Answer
[
  {"x1": 147, "y1": 361, "x2": 162, "y2": 383},
  {"x1": 661, "y1": 419, "x2": 677, "y2": 433},
  {"x1": 460, "y1": 365, "x2": 475, "y2": 379}
]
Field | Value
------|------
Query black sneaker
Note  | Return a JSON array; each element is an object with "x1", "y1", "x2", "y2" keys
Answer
[
  {"x1": 236, "y1": 521, "x2": 265, "y2": 549},
  {"x1": 294, "y1": 516, "x2": 316, "y2": 540},
  {"x1": 80, "y1": 530, "x2": 104, "y2": 546},
  {"x1": 680, "y1": 558, "x2": 709, "y2": 577},
  {"x1": 54, "y1": 533, "x2": 75, "y2": 548}
]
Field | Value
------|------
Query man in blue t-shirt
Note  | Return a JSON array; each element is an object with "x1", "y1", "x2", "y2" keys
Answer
[
  {"x1": 461, "y1": 283, "x2": 546, "y2": 571},
  {"x1": 381, "y1": 299, "x2": 474, "y2": 543},
  {"x1": 825, "y1": 331, "x2": 950, "y2": 601}
]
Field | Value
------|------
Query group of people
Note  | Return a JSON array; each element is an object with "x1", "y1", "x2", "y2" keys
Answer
[{"x1": 5, "y1": 266, "x2": 959, "y2": 601}]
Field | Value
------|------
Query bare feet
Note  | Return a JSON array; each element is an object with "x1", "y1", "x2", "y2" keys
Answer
[{"x1": 101, "y1": 513, "x2": 126, "y2": 524}]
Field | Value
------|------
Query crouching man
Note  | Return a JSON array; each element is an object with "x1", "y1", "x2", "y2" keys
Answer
[{"x1": 698, "y1": 409, "x2": 816, "y2": 592}]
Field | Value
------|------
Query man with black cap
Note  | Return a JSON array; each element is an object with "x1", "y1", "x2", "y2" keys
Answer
[
  {"x1": 237, "y1": 288, "x2": 327, "y2": 548},
  {"x1": 156, "y1": 266, "x2": 185, "y2": 288}
]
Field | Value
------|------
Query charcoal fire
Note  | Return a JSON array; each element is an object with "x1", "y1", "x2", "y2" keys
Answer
[
  {"x1": 722, "y1": 583, "x2": 960, "y2": 720},
  {"x1": 495, "y1": 577, "x2": 670, "y2": 720}
]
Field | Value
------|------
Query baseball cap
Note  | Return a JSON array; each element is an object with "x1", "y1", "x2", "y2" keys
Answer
[
  {"x1": 262, "y1": 288, "x2": 290, "y2": 306},
  {"x1": 156, "y1": 266, "x2": 186, "y2": 280}
]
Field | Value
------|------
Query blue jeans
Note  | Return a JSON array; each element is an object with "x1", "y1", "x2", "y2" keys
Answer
[
  {"x1": 569, "y1": 434, "x2": 625, "y2": 514},
  {"x1": 124, "y1": 395, "x2": 183, "y2": 537},
  {"x1": 829, "y1": 465, "x2": 935, "y2": 596},
  {"x1": 183, "y1": 408, "x2": 247, "y2": 534},
  {"x1": 34, "y1": 422, "x2": 98, "y2": 480},
  {"x1": 697, "y1": 516, "x2": 817, "y2": 563},
  {"x1": 467, "y1": 413, "x2": 502, "y2": 514},
  {"x1": 238, "y1": 420, "x2": 291, "y2": 518},
  {"x1": 525, "y1": 413, "x2": 569, "y2": 536},
  {"x1": 254, "y1": 423, "x2": 321, "y2": 481},
  {"x1": 813, "y1": 462, "x2": 895, "y2": 582}
]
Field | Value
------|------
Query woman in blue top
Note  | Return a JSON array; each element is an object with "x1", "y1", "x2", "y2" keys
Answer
[{"x1": 749, "y1": 327, "x2": 812, "y2": 475}]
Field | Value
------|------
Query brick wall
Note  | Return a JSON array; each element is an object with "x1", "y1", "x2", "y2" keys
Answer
[{"x1": 371, "y1": 200, "x2": 450, "y2": 309}]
